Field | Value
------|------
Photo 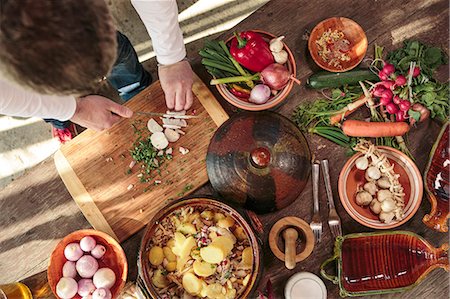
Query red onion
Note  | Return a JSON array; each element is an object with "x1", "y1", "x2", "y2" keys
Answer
[
  {"x1": 249, "y1": 84, "x2": 271, "y2": 104},
  {"x1": 91, "y1": 245, "x2": 106, "y2": 259},
  {"x1": 260, "y1": 63, "x2": 291, "y2": 90},
  {"x1": 80, "y1": 236, "x2": 97, "y2": 252},
  {"x1": 62, "y1": 261, "x2": 77, "y2": 278},
  {"x1": 381, "y1": 63, "x2": 395, "y2": 76},
  {"x1": 56, "y1": 277, "x2": 78, "y2": 299},
  {"x1": 64, "y1": 243, "x2": 83, "y2": 261},
  {"x1": 76, "y1": 255, "x2": 99, "y2": 278},
  {"x1": 395, "y1": 75, "x2": 407, "y2": 86},
  {"x1": 386, "y1": 103, "x2": 399, "y2": 114},
  {"x1": 78, "y1": 279, "x2": 96, "y2": 297}
]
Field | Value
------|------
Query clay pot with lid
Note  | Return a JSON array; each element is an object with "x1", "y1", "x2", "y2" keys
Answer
[{"x1": 206, "y1": 111, "x2": 311, "y2": 213}]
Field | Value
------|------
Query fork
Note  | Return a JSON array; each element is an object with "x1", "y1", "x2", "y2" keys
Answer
[
  {"x1": 310, "y1": 163, "x2": 322, "y2": 243},
  {"x1": 321, "y1": 159, "x2": 343, "y2": 239}
]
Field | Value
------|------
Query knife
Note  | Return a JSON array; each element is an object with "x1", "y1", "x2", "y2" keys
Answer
[{"x1": 134, "y1": 111, "x2": 201, "y2": 119}]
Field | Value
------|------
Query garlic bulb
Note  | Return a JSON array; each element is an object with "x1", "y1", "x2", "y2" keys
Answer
[
  {"x1": 363, "y1": 181, "x2": 377, "y2": 195},
  {"x1": 370, "y1": 200, "x2": 381, "y2": 214},
  {"x1": 377, "y1": 176, "x2": 390, "y2": 189},
  {"x1": 355, "y1": 156, "x2": 369, "y2": 170},
  {"x1": 269, "y1": 36, "x2": 285, "y2": 52},
  {"x1": 379, "y1": 211, "x2": 395, "y2": 224},
  {"x1": 272, "y1": 50, "x2": 288, "y2": 64},
  {"x1": 377, "y1": 189, "x2": 393, "y2": 202},
  {"x1": 366, "y1": 166, "x2": 381, "y2": 180},
  {"x1": 381, "y1": 198, "x2": 396, "y2": 213},
  {"x1": 356, "y1": 190, "x2": 372, "y2": 206}
]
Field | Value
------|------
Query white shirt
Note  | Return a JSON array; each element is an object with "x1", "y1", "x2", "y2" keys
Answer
[{"x1": 0, "y1": 0, "x2": 184, "y2": 120}]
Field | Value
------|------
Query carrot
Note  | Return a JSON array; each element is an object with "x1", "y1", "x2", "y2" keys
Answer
[
  {"x1": 342, "y1": 120, "x2": 410, "y2": 137},
  {"x1": 330, "y1": 95, "x2": 367, "y2": 125}
]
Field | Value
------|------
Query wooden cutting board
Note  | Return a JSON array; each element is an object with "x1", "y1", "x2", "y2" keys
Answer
[{"x1": 54, "y1": 74, "x2": 228, "y2": 242}]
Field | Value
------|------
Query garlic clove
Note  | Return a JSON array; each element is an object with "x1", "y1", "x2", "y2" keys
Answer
[
  {"x1": 272, "y1": 50, "x2": 288, "y2": 64},
  {"x1": 355, "y1": 156, "x2": 369, "y2": 170}
]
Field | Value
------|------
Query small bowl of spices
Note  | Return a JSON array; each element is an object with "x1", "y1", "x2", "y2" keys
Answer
[{"x1": 308, "y1": 17, "x2": 367, "y2": 72}]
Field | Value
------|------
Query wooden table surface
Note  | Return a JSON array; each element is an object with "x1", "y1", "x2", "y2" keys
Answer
[{"x1": 1, "y1": 0, "x2": 448, "y2": 298}]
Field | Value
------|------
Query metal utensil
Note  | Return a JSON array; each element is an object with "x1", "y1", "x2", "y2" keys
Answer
[
  {"x1": 135, "y1": 111, "x2": 200, "y2": 119},
  {"x1": 310, "y1": 163, "x2": 322, "y2": 243},
  {"x1": 321, "y1": 159, "x2": 342, "y2": 239}
]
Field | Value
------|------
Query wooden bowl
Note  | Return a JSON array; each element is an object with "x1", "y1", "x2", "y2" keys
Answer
[
  {"x1": 308, "y1": 17, "x2": 367, "y2": 72},
  {"x1": 138, "y1": 197, "x2": 263, "y2": 298},
  {"x1": 48, "y1": 229, "x2": 128, "y2": 299},
  {"x1": 338, "y1": 147, "x2": 423, "y2": 229},
  {"x1": 217, "y1": 30, "x2": 297, "y2": 111}
]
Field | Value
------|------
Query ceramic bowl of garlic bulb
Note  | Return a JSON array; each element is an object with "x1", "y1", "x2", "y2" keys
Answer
[{"x1": 338, "y1": 144, "x2": 423, "y2": 229}]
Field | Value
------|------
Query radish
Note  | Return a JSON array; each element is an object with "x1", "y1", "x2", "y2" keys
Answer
[
  {"x1": 381, "y1": 63, "x2": 395, "y2": 76},
  {"x1": 393, "y1": 95, "x2": 402, "y2": 105},
  {"x1": 396, "y1": 111, "x2": 406, "y2": 122},
  {"x1": 380, "y1": 89, "x2": 393, "y2": 102},
  {"x1": 386, "y1": 103, "x2": 399, "y2": 114},
  {"x1": 411, "y1": 66, "x2": 421, "y2": 77},
  {"x1": 372, "y1": 85, "x2": 385, "y2": 97},
  {"x1": 380, "y1": 80, "x2": 395, "y2": 90},
  {"x1": 378, "y1": 70, "x2": 389, "y2": 81},
  {"x1": 395, "y1": 75, "x2": 407, "y2": 86},
  {"x1": 379, "y1": 96, "x2": 391, "y2": 106},
  {"x1": 399, "y1": 100, "x2": 411, "y2": 111}
]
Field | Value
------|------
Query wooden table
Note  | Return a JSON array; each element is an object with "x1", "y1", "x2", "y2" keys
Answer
[{"x1": 1, "y1": 0, "x2": 448, "y2": 298}]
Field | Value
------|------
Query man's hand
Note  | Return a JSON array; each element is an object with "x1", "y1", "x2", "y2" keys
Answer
[
  {"x1": 158, "y1": 60, "x2": 194, "y2": 111},
  {"x1": 70, "y1": 95, "x2": 133, "y2": 131}
]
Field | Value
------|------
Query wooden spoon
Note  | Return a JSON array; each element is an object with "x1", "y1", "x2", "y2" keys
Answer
[{"x1": 283, "y1": 228, "x2": 299, "y2": 269}]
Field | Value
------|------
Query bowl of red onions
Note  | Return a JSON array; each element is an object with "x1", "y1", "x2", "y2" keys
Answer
[
  {"x1": 47, "y1": 229, "x2": 127, "y2": 299},
  {"x1": 214, "y1": 30, "x2": 298, "y2": 111}
]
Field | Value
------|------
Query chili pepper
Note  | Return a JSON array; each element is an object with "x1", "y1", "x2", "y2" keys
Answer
[
  {"x1": 229, "y1": 84, "x2": 250, "y2": 99},
  {"x1": 230, "y1": 31, "x2": 274, "y2": 72}
]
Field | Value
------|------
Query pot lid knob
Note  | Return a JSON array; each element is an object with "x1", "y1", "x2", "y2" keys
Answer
[{"x1": 250, "y1": 147, "x2": 271, "y2": 168}]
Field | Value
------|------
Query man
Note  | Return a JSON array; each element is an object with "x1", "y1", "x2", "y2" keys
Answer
[{"x1": 0, "y1": 0, "x2": 193, "y2": 140}]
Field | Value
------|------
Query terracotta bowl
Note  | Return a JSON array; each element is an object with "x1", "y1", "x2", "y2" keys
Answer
[
  {"x1": 48, "y1": 229, "x2": 128, "y2": 299},
  {"x1": 138, "y1": 197, "x2": 263, "y2": 298},
  {"x1": 308, "y1": 17, "x2": 367, "y2": 72},
  {"x1": 338, "y1": 146, "x2": 423, "y2": 229},
  {"x1": 216, "y1": 30, "x2": 297, "y2": 111}
]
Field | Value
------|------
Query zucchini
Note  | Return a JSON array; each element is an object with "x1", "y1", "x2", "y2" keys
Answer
[{"x1": 307, "y1": 69, "x2": 379, "y2": 89}]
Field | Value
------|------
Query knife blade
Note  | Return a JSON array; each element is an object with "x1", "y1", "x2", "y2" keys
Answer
[{"x1": 134, "y1": 111, "x2": 201, "y2": 119}]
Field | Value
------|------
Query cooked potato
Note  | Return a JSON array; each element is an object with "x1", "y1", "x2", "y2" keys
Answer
[
  {"x1": 166, "y1": 238, "x2": 175, "y2": 249},
  {"x1": 242, "y1": 274, "x2": 251, "y2": 286},
  {"x1": 180, "y1": 236, "x2": 196, "y2": 258},
  {"x1": 241, "y1": 247, "x2": 253, "y2": 268},
  {"x1": 209, "y1": 231, "x2": 218, "y2": 240},
  {"x1": 200, "y1": 210, "x2": 214, "y2": 220},
  {"x1": 182, "y1": 273, "x2": 202, "y2": 296},
  {"x1": 233, "y1": 226, "x2": 247, "y2": 241},
  {"x1": 225, "y1": 288, "x2": 237, "y2": 299},
  {"x1": 217, "y1": 216, "x2": 235, "y2": 229},
  {"x1": 187, "y1": 212, "x2": 200, "y2": 223},
  {"x1": 191, "y1": 248, "x2": 202, "y2": 260},
  {"x1": 213, "y1": 212, "x2": 226, "y2": 222},
  {"x1": 165, "y1": 261, "x2": 177, "y2": 272},
  {"x1": 203, "y1": 283, "x2": 224, "y2": 299},
  {"x1": 163, "y1": 246, "x2": 177, "y2": 262},
  {"x1": 200, "y1": 244, "x2": 225, "y2": 264},
  {"x1": 193, "y1": 260, "x2": 216, "y2": 277},
  {"x1": 152, "y1": 269, "x2": 169, "y2": 288},
  {"x1": 212, "y1": 236, "x2": 234, "y2": 255},
  {"x1": 148, "y1": 246, "x2": 164, "y2": 266},
  {"x1": 177, "y1": 222, "x2": 197, "y2": 235}
]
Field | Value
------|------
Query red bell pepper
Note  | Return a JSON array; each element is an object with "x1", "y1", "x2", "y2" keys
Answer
[{"x1": 230, "y1": 31, "x2": 274, "y2": 72}]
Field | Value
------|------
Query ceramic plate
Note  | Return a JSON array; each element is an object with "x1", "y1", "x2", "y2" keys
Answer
[
  {"x1": 285, "y1": 272, "x2": 327, "y2": 299},
  {"x1": 338, "y1": 146, "x2": 423, "y2": 229}
]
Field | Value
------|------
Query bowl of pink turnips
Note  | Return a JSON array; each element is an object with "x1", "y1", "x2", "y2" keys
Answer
[{"x1": 47, "y1": 229, "x2": 127, "y2": 299}]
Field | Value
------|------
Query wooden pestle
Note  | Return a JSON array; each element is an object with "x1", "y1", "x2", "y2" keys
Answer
[{"x1": 283, "y1": 228, "x2": 299, "y2": 269}]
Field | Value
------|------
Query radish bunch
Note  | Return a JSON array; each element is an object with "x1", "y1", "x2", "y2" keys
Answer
[
  {"x1": 56, "y1": 236, "x2": 116, "y2": 299},
  {"x1": 372, "y1": 62, "x2": 421, "y2": 122}
]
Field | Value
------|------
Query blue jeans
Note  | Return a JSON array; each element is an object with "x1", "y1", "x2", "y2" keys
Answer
[{"x1": 46, "y1": 31, "x2": 151, "y2": 129}]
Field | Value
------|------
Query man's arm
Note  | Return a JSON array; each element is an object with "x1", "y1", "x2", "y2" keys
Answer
[
  {"x1": 0, "y1": 79, "x2": 133, "y2": 131},
  {"x1": 131, "y1": 0, "x2": 194, "y2": 111}
]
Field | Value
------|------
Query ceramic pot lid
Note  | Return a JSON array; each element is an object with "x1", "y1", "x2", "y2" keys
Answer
[{"x1": 206, "y1": 111, "x2": 311, "y2": 213}]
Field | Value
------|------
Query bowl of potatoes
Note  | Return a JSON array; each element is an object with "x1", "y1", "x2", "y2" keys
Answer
[{"x1": 137, "y1": 197, "x2": 262, "y2": 299}]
